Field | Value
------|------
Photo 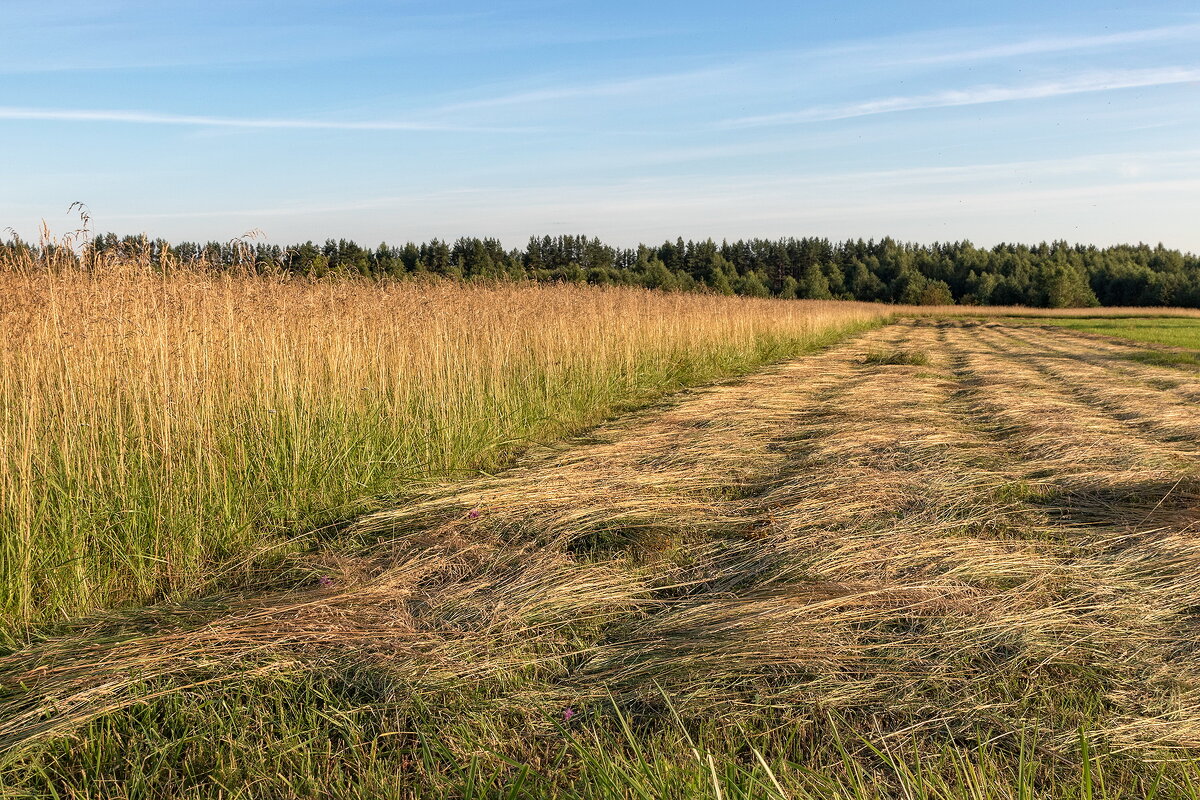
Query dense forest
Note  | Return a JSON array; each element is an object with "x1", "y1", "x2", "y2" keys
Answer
[{"x1": 12, "y1": 233, "x2": 1200, "y2": 307}]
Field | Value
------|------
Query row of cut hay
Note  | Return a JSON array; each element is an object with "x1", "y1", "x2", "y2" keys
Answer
[
  {"x1": 940, "y1": 321, "x2": 1200, "y2": 751},
  {"x1": 994, "y1": 323, "x2": 1200, "y2": 444}
]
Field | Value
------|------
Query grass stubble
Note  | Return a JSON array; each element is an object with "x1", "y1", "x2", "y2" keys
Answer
[{"x1": 5, "y1": 238, "x2": 1200, "y2": 797}]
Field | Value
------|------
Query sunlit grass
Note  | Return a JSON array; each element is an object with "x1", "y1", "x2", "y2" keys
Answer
[
  {"x1": 8, "y1": 676, "x2": 1194, "y2": 799},
  {"x1": 0, "y1": 260, "x2": 893, "y2": 633},
  {"x1": 1013, "y1": 316, "x2": 1200, "y2": 350}
]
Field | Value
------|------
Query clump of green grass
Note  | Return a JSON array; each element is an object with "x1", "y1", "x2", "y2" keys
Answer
[
  {"x1": 862, "y1": 348, "x2": 930, "y2": 366},
  {"x1": 991, "y1": 479, "x2": 1055, "y2": 504}
]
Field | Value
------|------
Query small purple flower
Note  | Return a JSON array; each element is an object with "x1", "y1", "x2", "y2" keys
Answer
[
  {"x1": 467, "y1": 508, "x2": 482, "y2": 519},
  {"x1": 317, "y1": 575, "x2": 334, "y2": 588},
  {"x1": 562, "y1": 707, "x2": 576, "y2": 722}
]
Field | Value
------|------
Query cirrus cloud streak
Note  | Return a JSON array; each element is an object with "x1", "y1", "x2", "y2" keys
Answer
[
  {"x1": 723, "y1": 67, "x2": 1200, "y2": 128},
  {"x1": 0, "y1": 106, "x2": 533, "y2": 133}
]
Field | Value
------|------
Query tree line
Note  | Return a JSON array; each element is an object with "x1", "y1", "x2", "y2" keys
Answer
[{"x1": 14, "y1": 232, "x2": 1200, "y2": 307}]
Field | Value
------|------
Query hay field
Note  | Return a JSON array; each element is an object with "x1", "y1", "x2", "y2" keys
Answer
[
  {"x1": 4, "y1": 312, "x2": 1200, "y2": 797},
  {"x1": 0, "y1": 265, "x2": 892, "y2": 633}
]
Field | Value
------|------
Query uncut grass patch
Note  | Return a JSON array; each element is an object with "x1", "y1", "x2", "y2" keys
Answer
[
  {"x1": 1012, "y1": 316, "x2": 1200, "y2": 350},
  {"x1": 0, "y1": 264, "x2": 891, "y2": 634}
]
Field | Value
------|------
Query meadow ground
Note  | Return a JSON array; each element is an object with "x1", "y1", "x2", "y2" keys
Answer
[
  {"x1": 4, "y1": 316, "x2": 1200, "y2": 798},
  {"x1": 1032, "y1": 317, "x2": 1200, "y2": 349},
  {"x1": 1010, "y1": 317, "x2": 1200, "y2": 368}
]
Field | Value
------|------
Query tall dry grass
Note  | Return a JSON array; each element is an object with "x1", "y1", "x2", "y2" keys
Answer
[{"x1": 0, "y1": 253, "x2": 892, "y2": 632}]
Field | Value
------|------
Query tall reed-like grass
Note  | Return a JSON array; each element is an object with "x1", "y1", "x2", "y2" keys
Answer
[{"x1": 0, "y1": 250, "x2": 892, "y2": 632}]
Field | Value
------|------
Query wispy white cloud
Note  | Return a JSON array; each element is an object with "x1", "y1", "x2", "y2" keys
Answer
[
  {"x1": 0, "y1": 106, "x2": 533, "y2": 133},
  {"x1": 896, "y1": 23, "x2": 1200, "y2": 66},
  {"x1": 422, "y1": 67, "x2": 733, "y2": 115},
  {"x1": 723, "y1": 67, "x2": 1200, "y2": 128},
  {"x1": 423, "y1": 22, "x2": 1200, "y2": 120}
]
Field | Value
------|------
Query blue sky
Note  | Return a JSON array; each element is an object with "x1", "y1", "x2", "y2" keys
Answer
[{"x1": 3, "y1": 1, "x2": 1199, "y2": 249}]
